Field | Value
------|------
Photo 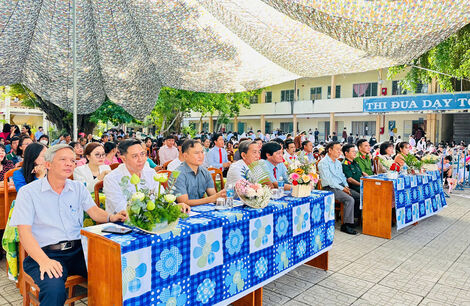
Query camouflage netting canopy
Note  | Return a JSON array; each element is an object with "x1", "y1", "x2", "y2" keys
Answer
[{"x1": 1, "y1": 0, "x2": 469, "y2": 118}]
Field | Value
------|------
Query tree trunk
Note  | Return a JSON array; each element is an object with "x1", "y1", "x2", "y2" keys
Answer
[{"x1": 35, "y1": 95, "x2": 96, "y2": 135}]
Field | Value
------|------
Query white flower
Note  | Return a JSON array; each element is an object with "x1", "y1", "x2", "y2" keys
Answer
[
  {"x1": 131, "y1": 192, "x2": 145, "y2": 202},
  {"x1": 246, "y1": 188, "x2": 256, "y2": 198},
  {"x1": 256, "y1": 188, "x2": 264, "y2": 197},
  {"x1": 164, "y1": 194, "x2": 176, "y2": 203}
]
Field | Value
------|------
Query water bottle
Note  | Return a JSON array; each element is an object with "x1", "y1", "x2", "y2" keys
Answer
[
  {"x1": 401, "y1": 164, "x2": 408, "y2": 175},
  {"x1": 278, "y1": 177, "x2": 284, "y2": 197},
  {"x1": 226, "y1": 184, "x2": 235, "y2": 208}
]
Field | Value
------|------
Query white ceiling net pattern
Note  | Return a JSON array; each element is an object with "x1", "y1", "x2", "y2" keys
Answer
[{"x1": 0, "y1": 0, "x2": 469, "y2": 118}]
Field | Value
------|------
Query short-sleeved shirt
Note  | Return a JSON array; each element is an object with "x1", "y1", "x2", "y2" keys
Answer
[
  {"x1": 10, "y1": 177, "x2": 96, "y2": 247},
  {"x1": 342, "y1": 159, "x2": 362, "y2": 193},
  {"x1": 262, "y1": 160, "x2": 289, "y2": 184},
  {"x1": 174, "y1": 162, "x2": 214, "y2": 200}
]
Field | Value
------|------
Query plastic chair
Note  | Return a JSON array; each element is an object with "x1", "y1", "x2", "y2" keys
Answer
[
  {"x1": 156, "y1": 170, "x2": 172, "y2": 190},
  {"x1": 94, "y1": 181, "x2": 104, "y2": 206},
  {"x1": 110, "y1": 163, "x2": 120, "y2": 170},
  {"x1": 162, "y1": 160, "x2": 172, "y2": 170},
  {"x1": 3, "y1": 168, "x2": 19, "y2": 226},
  {"x1": 208, "y1": 167, "x2": 225, "y2": 192}
]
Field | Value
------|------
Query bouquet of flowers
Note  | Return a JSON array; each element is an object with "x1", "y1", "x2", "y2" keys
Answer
[
  {"x1": 380, "y1": 159, "x2": 394, "y2": 170},
  {"x1": 235, "y1": 179, "x2": 272, "y2": 209},
  {"x1": 286, "y1": 156, "x2": 319, "y2": 186},
  {"x1": 421, "y1": 154, "x2": 440, "y2": 164},
  {"x1": 390, "y1": 163, "x2": 401, "y2": 172},
  {"x1": 124, "y1": 171, "x2": 187, "y2": 234}
]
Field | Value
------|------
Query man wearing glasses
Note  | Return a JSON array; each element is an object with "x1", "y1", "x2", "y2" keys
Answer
[{"x1": 103, "y1": 139, "x2": 189, "y2": 214}]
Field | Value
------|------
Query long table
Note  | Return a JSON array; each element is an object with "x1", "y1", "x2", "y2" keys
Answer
[
  {"x1": 81, "y1": 190, "x2": 335, "y2": 305},
  {"x1": 361, "y1": 170, "x2": 447, "y2": 239}
]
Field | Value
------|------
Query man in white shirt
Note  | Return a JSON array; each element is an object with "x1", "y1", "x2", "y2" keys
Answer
[
  {"x1": 283, "y1": 139, "x2": 297, "y2": 164},
  {"x1": 409, "y1": 135, "x2": 416, "y2": 148},
  {"x1": 158, "y1": 136, "x2": 179, "y2": 166},
  {"x1": 226, "y1": 140, "x2": 260, "y2": 186},
  {"x1": 104, "y1": 139, "x2": 189, "y2": 214},
  {"x1": 167, "y1": 139, "x2": 185, "y2": 171}
]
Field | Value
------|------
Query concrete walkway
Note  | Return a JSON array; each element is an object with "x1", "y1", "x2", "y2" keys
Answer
[{"x1": 0, "y1": 191, "x2": 469, "y2": 305}]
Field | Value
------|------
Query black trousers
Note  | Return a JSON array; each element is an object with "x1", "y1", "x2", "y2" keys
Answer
[{"x1": 23, "y1": 243, "x2": 87, "y2": 306}]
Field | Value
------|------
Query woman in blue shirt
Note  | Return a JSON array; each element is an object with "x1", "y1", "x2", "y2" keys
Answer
[{"x1": 13, "y1": 143, "x2": 47, "y2": 191}]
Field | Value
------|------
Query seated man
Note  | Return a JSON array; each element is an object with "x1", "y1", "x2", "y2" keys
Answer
[
  {"x1": 158, "y1": 135, "x2": 179, "y2": 166},
  {"x1": 341, "y1": 144, "x2": 362, "y2": 217},
  {"x1": 318, "y1": 141, "x2": 357, "y2": 235},
  {"x1": 355, "y1": 139, "x2": 373, "y2": 176},
  {"x1": 167, "y1": 139, "x2": 185, "y2": 171},
  {"x1": 261, "y1": 142, "x2": 291, "y2": 191},
  {"x1": 104, "y1": 139, "x2": 190, "y2": 214},
  {"x1": 226, "y1": 140, "x2": 260, "y2": 186},
  {"x1": 298, "y1": 140, "x2": 315, "y2": 163},
  {"x1": 174, "y1": 139, "x2": 226, "y2": 205},
  {"x1": 10, "y1": 144, "x2": 128, "y2": 306},
  {"x1": 206, "y1": 133, "x2": 231, "y2": 171},
  {"x1": 283, "y1": 139, "x2": 297, "y2": 164}
]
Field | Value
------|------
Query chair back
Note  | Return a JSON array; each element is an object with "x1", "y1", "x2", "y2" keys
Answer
[
  {"x1": 17, "y1": 161, "x2": 23, "y2": 167},
  {"x1": 316, "y1": 178, "x2": 323, "y2": 190},
  {"x1": 110, "y1": 163, "x2": 120, "y2": 170},
  {"x1": 208, "y1": 167, "x2": 224, "y2": 192},
  {"x1": 3, "y1": 168, "x2": 19, "y2": 226},
  {"x1": 156, "y1": 170, "x2": 172, "y2": 190},
  {"x1": 94, "y1": 180, "x2": 104, "y2": 206},
  {"x1": 162, "y1": 160, "x2": 172, "y2": 170},
  {"x1": 373, "y1": 156, "x2": 380, "y2": 175}
]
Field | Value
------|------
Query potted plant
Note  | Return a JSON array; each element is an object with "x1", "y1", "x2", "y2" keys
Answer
[
  {"x1": 286, "y1": 156, "x2": 319, "y2": 197},
  {"x1": 124, "y1": 171, "x2": 187, "y2": 234}
]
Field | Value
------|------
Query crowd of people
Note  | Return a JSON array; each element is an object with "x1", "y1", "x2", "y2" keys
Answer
[{"x1": 1, "y1": 123, "x2": 469, "y2": 305}]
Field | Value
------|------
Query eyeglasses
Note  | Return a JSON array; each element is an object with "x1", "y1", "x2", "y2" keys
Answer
[{"x1": 93, "y1": 153, "x2": 106, "y2": 158}]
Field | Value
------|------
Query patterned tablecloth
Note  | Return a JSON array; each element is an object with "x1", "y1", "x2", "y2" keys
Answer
[
  {"x1": 361, "y1": 170, "x2": 447, "y2": 230},
  {"x1": 81, "y1": 190, "x2": 335, "y2": 306}
]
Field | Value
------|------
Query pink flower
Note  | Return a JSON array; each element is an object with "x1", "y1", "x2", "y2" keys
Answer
[{"x1": 290, "y1": 173, "x2": 300, "y2": 181}]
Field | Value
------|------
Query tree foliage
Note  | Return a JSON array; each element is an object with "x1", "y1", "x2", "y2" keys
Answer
[
  {"x1": 388, "y1": 23, "x2": 470, "y2": 92},
  {"x1": 89, "y1": 99, "x2": 137, "y2": 126}
]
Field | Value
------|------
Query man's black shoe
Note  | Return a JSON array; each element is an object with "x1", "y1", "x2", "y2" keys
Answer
[{"x1": 340, "y1": 224, "x2": 357, "y2": 235}]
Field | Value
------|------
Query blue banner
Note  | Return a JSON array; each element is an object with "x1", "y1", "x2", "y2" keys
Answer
[{"x1": 363, "y1": 92, "x2": 470, "y2": 112}]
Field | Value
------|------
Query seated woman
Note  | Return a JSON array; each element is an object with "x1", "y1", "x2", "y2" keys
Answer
[
  {"x1": 376, "y1": 141, "x2": 395, "y2": 174},
  {"x1": 74, "y1": 142, "x2": 111, "y2": 193},
  {"x1": 0, "y1": 144, "x2": 15, "y2": 181},
  {"x1": 15, "y1": 135, "x2": 33, "y2": 166},
  {"x1": 37, "y1": 134, "x2": 50, "y2": 147},
  {"x1": 104, "y1": 141, "x2": 119, "y2": 165},
  {"x1": 394, "y1": 141, "x2": 410, "y2": 167},
  {"x1": 70, "y1": 141, "x2": 87, "y2": 166},
  {"x1": 13, "y1": 143, "x2": 47, "y2": 191}
]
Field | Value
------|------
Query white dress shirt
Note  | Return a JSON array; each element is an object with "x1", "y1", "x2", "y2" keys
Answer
[
  {"x1": 103, "y1": 164, "x2": 160, "y2": 214},
  {"x1": 73, "y1": 164, "x2": 111, "y2": 193},
  {"x1": 226, "y1": 160, "x2": 249, "y2": 187},
  {"x1": 167, "y1": 158, "x2": 183, "y2": 171},
  {"x1": 158, "y1": 145, "x2": 179, "y2": 166}
]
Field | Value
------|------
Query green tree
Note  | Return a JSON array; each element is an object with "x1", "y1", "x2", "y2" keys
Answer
[
  {"x1": 388, "y1": 23, "x2": 470, "y2": 92},
  {"x1": 89, "y1": 99, "x2": 137, "y2": 126}
]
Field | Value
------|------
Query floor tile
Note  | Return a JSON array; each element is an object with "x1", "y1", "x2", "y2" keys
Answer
[
  {"x1": 293, "y1": 284, "x2": 357, "y2": 306},
  {"x1": 317, "y1": 273, "x2": 375, "y2": 298}
]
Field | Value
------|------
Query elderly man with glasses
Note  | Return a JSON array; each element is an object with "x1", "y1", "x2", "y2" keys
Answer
[{"x1": 10, "y1": 144, "x2": 128, "y2": 306}]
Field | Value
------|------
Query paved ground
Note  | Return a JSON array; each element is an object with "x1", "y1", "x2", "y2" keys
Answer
[{"x1": 0, "y1": 191, "x2": 469, "y2": 305}]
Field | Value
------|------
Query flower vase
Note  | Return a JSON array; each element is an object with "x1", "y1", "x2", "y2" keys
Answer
[
  {"x1": 140, "y1": 219, "x2": 179, "y2": 235},
  {"x1": 292, "y1": 184, "x2": 312, "y2": 197}
]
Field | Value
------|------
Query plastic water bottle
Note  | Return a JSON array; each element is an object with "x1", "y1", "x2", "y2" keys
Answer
[
  {"x1": 401, "y1": 164, "x2": 408, "y2": 175},
  {"x1": 226, "y1": 184, "x2": 235, "y2": 208},
  {"x1": 278, "y1": 177, "x2": 284, "y2": 197}
]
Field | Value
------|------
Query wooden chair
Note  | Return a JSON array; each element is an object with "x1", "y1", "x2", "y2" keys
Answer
[
  {"x1": 162, "y1": 160, "x2": 172, "y2": 170},
  {"x1": 20, "y1": 243, "x2": 87, "y2": 306},
  {"x1": 3, "y1": 167, "x2": 19, "y2": 226},
  {"x1": 110, "y1": 163, "x2": 120, "y2": 170},
  {"x1": 156, "y1": 170, "x2": 172, "y2": 190},
  {"x1": 208, "y1": 167, "x2": 225, "y2": 192},
  {"x1": 94, "y1": 181, "x2": 104, "y2": 206},
  {"x1": 17, "y1": 161, "x2": 23, "y2": 167},
  {"x1": 373, "y1": 156, "x2": 380, "y2": 174}
]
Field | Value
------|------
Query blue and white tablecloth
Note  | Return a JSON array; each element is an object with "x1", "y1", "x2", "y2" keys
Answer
[
  {"x1": 81, "y1": 190, "x2": 335, "y2": 306},
  {"x1": 360, "y1": 170, "x2": 447, "y2": 230}
]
